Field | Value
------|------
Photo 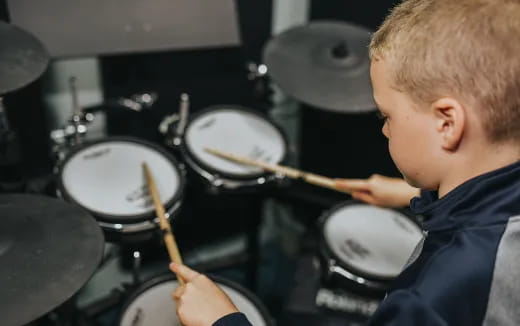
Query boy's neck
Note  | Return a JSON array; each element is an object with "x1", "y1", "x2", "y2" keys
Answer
[{"x1": 438, "y1": 142, "x2": 520, "y2": 198}]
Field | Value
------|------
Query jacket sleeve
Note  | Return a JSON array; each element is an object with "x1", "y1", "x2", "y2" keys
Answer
[
  {"x1": 213, "y1": 312, "x2": 252, "y2": 326},
  {"x1": 368, "y1": 290, "x2": 448, "y2": 326}
]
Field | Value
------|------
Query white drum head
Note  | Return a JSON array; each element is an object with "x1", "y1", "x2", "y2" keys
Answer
[
  {"x1": 60, "y1": 139, "x2": 182, "y2": 219},
  {"x1": 323, "y1": 204, "x2": 423, "y2": 280},
  {"x1": 184, "y1": 108, "x2": 286, "y2": 177},
  {"x1": 120, "y1": 279, "x2": 269, "y2": 326}
]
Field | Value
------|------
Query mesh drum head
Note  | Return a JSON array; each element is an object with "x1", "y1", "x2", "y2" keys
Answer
[
  {"x1": 59, "y1": 138, "x2": 182, "y2": 221},
  {"x1": 323, "y1": 203, "x2": 423, "y2": 280},
  {"x1": 184, "y1": 108, "x2": 286, "y2": 177}
]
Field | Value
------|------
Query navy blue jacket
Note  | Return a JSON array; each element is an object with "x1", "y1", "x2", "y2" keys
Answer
[{"x1": 215, "y1": 161, "x2": 520, "y2": 326}]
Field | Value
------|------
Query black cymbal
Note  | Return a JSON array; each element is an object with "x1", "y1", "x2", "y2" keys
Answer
[
  {"x1": 263, "y1": 21, "x2": 375, "y2": 113},
  {"x1": 0, "y1": 194, "x2": 104, "y2": 326},
  {"x1": 0, "y1": 21, "x2": 49, "y2": 95}
]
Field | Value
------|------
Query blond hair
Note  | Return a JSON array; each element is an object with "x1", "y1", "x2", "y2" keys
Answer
[{"x1": 370, "y1": 0, "x2": 520, "y2": 143}]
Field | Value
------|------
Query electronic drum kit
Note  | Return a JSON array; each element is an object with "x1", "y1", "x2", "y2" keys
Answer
[{"x1": 0, "y1": 19, "x2": 422, "y2": 325}]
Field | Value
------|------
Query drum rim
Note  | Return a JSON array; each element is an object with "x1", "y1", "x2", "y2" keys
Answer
[
  {"x1": 181, "y1": 105, "x2": 289, "y2": 181},
  {"x1": 118, "y1": 273, "x2": 275, "y2": 326},
  {"x1": 318, "y1": 200, "x2": 422, "y2": 284},
  {"x1": 56, "y1": 136, "x2": 186, "y2": 224}
]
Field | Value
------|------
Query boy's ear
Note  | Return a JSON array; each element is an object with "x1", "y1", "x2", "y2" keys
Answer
[{"x1": 431, "y1": 97, "x2": 465, "y2": 151}]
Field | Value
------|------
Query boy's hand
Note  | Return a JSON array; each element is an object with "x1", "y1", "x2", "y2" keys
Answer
[
  {"x1": 170, "y1": 263, "x2": 239, "y2": 326},
  {"x1": 335, "y1": 174, "x2": 420, "y2": 208}
]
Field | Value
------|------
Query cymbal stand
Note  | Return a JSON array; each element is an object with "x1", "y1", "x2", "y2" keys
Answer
[
  {"x1": 77, "y1": 246, "x2": 143, "y2": 324},
  {"x1": 0, "y1": 97, "x2": 14, "y2": 153},
  {"x1": 0, "y1": 97, "x2": 9, "y2": 133},
  {"x1": 83, "y1": 91, "x2": 158, "y2": 114},
  {"x1": 132, "y1": 250, "x2": 142, "y2": 284},
  {"x1": 119, "y1": 92, "x2": 158, "y2": 112},
  {"x1": 50, "y1": 77, "x2": 94, "y2": 160},
  {"x1": 0, "y1": 97, "x2": 25, "y2": 192},
  {"x1": 246, "y1": 61, "x2": 268, "y2": 81},
  {"x1": 161, "y1": 93, "x2": 190, "y2": 147},
  {"x1": 246, "y1": 61, "x2": 271, "y2": 110}
]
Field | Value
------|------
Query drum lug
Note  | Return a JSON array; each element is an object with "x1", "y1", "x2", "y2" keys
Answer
[
  {"x1": 274, "y1": 172, "x2": 290, "y2": 186},
  {"x1": 132, "y1": 251, "x2": 142, "y2": 285},
  {"x1": 327, "y1": 259, "x2": 338, "y2": 277},
  {"x1": 312, "y1": 255, "x2": 321, "y2": 270},
  {"x1": 164, "y1": 137, "x2": 174, "y2": 148},
  {"x1": 210, "y1": 177, "x2": 224, "y2": 188},
  {"x1": 172, "y1": 136, "x2": 182, "y2": 147},
  {"x1": 164, "y1": 135, "x2": 182, "y2": 148},
  {"x1": 275, "y1": 172, "x2": 286, "y2": 179},
  {"x1": 178, "y1": 163, "x2": 187, "y2": 175},
  {"x1": 246, "y1": 62, "x2": 268, "y2": 80}
]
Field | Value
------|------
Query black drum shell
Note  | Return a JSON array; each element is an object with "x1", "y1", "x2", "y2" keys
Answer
[{"x1": 317, "y1": 200, "x2": 420, "y2": 297}]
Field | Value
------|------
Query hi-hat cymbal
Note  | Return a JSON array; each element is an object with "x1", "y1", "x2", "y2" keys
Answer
[
  {"x1": 0, "y1": 194, "x2": 104, "y2": 325},
  {"x1": 0, "y1": 21, "x2": 49, "y2": 95},
  {"x1": 264, "y1": 21, "x2": 375, "y2": 113}
]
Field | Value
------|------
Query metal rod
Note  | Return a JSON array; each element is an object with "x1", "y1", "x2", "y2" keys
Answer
[
  {"x1": 69, "y1": 76, "x2": 81, "y2": 118},
  {"x1": 0, "y1": 97, "x2": 9, "y2": 132},
  {"x1": 176, "y1": 93, "x2": 190, "y2": 137}
]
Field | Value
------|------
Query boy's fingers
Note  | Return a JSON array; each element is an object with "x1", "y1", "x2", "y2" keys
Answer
[
  {"x1": 172, "y1": 285, "x2": 185, "y2": 300},
  {"x1": 170, "y1": 263, "x2": 200, "y2": 282},
  {"x1": 352, "y1": 191, "x2": 378, "y2": 205},
  {"x1": 335, "y1": 179, "x2": 370, "y2": 191}
]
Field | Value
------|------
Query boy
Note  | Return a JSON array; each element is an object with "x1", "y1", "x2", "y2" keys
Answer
[{"x1": 171, "y1": 0, "x2": 520, "y2": 324}]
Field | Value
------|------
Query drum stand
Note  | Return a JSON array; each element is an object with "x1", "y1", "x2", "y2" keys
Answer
[
  {"x1": 162, "y1": 93, "x2": 269, "y2": 290},
  {"x1": 26, "y1": 296, "x2": 93, "y2": 326},
  {"x1": 50, "y1": 77, "x2": 94, "y2": 160},
  {"x1": 0, "y1": 97, "x2": 26, "y2": 193},
  {"x1": 77, "y1": 247, "x2": 144, "y2": 325},
  {"x1": 243, "y1": 196, "x2": 263, "y2": 290},
  {"x1": 282, "y1": 242, "x2": 379, "y2": 326},
  {"x1": 246, "y1": 61, "x2": 271, "y2": 113}
]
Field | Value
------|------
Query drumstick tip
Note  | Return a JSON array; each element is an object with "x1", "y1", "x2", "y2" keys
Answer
[{"x1": 205, "y1": 147, "x2": 227, "y2": 159}]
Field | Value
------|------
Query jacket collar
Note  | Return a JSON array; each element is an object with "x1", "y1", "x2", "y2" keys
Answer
[{"x1": 410, "y1": 160, "x2": 520, "y2": 232}]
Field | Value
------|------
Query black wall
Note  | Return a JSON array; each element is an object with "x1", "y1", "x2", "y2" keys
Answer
[
  {"x1": 311, "y1": 0, "x2": 400, "y2": 30},
  {"x1": 1, "y1": 3, "x2": 52, "y2": 189},
  {"x1": 99, "y1": 1, "x2": 273, "y2": 142},
  {"x1": 0, "y1": 0, "x2": 403, "y2": 188},
  {"x1": 301, "y1": 0, "x2": 401, "y2": 178}
]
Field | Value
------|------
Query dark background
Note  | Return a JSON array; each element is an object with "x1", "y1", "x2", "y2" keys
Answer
[
  {"x1": 0, "y1": 1, "x2": 403, "y2": 324},
  {"x1": 0, "y1": 0, "x2": 399, "y2": 182},
  {"x1": 0, "y1": 0, "x2": 403, "y2": 267}
]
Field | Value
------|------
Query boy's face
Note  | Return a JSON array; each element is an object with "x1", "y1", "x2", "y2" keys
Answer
[{"x1": 370, "y1": 59, "x2": 440, "y2": 189}]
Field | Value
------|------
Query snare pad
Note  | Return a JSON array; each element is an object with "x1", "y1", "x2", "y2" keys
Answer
[
  {"x1": 184, "y1": 108, "x2": 286, "y2": 177},
  {"x1": 323, "y1": 204, "x2": 423, "y2": 280},
  {"x1": 59, "y1": 139, "x2": 182, "y2": 222}
]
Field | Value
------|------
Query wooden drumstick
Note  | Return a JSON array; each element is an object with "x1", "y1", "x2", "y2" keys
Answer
[
  {"x1": 142, "y1": 162, "x2": 185, "y2": 285},
  {"x1": 204, "y1": 148, "x2": 351, "y2": 195}
]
